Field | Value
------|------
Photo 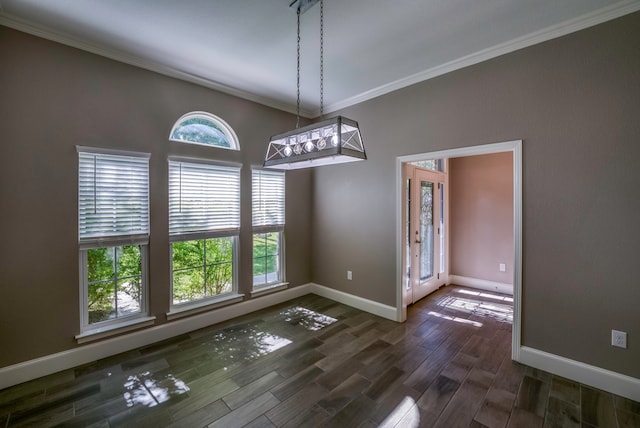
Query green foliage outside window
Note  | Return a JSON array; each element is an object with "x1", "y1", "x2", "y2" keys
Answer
[
  {"x1": 87, "y1": 246, "x2": 142, "y2": 324},
  {"x1": 253, "y1": 232, "x2": 280, "y2": 285},
  {"x1": 172, "y1": 237, "x2": 233, "y2": 304}
]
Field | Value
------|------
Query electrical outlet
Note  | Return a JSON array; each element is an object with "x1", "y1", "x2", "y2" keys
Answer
[
  {"x1": 499, "y1": 263, "x2": 506, "y2": 272},
  {"x1": 612, "y1": 330, "x2": 627, "y2": 349},
  {"x1": 347, "y1": 270, "x2": 352, "y2": 280}
]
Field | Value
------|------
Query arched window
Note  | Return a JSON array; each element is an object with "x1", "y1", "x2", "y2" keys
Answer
[{"x1": 169, "y1": 111, "x2": 239, "y2": 150}]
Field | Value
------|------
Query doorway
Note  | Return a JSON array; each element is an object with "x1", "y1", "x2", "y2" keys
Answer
[
  {"x1": 395, "y1": 140, "x2": 523, "y2": 361},
  {"x1": 403, "y1": 164, "x2": 446, "y2": 305}
]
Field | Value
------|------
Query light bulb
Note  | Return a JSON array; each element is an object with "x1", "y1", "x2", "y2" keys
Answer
[
  {"x1": 304, "y1": 140, "x2": 315, "y2": 152},
  {"x1": 284, "y1": 145, "x2": 293, "y2": 157},
  {"x1": 317, "y1": 138, "x2": 326, "y2": 149},
  {"x1": 293, "y1": 144, "x2": 303, "y2": 155},
  {"x1": 331, "y1": 135, "x2": 338, "y2": 146}
]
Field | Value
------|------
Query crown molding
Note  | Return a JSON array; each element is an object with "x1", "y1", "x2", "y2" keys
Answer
[
  {"x1": 0, "y1": 12, "x2": 314, "y2": 118},
  {"x1": 321, "y1": 0, "x2": 640, "y2": 115},
  {"x1": 2, "y1": 1, "x2": 639, "y2": 118}
]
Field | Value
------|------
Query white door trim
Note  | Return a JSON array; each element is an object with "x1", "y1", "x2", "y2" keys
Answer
[
  {"x1": 395, "y1": 140, "x2": 523, "y2": 361},
  {"x1": 407, "y1": 168, "x2": 445, "y2": 303}
]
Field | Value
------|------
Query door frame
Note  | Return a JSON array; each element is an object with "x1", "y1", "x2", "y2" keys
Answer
[
  {"x1": 403, "y1": 164, "x2": 447, "y2": 306},
  {"x1": 395, "y1": 140, "x2": 522, "y2": 361}
]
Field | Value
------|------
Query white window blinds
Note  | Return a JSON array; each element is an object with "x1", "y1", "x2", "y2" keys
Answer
[
  {"x1": 169, "y1": 160, "x2": 241, "y2": 236},
  {"x1": 252, "y1": 169, "x2": 285, "y2": 228},
  {"x1": 78, "y1": 149, "x2": 150, "y2": 242}
]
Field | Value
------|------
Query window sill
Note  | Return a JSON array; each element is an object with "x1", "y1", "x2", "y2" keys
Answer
[
  {"x1": 76, "y1": 316, "x2": 156, "y2": 344},
  {"x1": 166, "y1": 293, "x2": 245, "y2": 321},
  {"x1": 250, "y1": 282, "x2": 289, "y2": 298}
]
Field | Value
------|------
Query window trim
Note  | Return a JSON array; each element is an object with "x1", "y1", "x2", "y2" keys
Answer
[
  {"x1": 167, "y1": 156, "x2": 242, "y2": 168},
  {"x1": 77, "y1": 147, "x2": 150, "y2": 243},
  {"x1": 169, "y1": 234, "x2": 241, "y2": 311},
  {"x1": 75, "y1": 315, "x2": 156, "y2": 344},
  {"x1": 252, "y1": 167, "x2": 286, "y2": 228},
  {"x1": 76, "y1": 145, "x2": 151, "y2": 158},
  {"x1": 78, "y1": 241, "x2": 151, "y2": 336},
  {"x1": 168, "y1": 157, "x2": 242, "y2": 237},
  {"x1": 169, "y1": 111, "x2": 240, "y2": 151},
  {"x1": 250, "y1": 282, "x2": 289, "y2": 298},
  {"x1": 168, "y1": 158, "x2": 242, "y2": 310},
  {"x1": 77, "y1": 147, "x2": 151, "y2": 338},
  {"x1": 252, "y1": 229, "x2": 286, "y2": 290},
  {"x1": 252, "y1": 167, "x2": 286, "y2": 289},
  {"x1": 166, "y1": 293, "x2": 244, "y2": 321}
]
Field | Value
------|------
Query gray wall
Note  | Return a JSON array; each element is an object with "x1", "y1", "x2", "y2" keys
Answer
[
  {"x1": 0, "y1": 27, "x2": 311, "y2": 368},
  {"x1": 312, "y1": 12, "x2": 640, "y2": 378},
  {"x1": 2, "y1": 11, "x2": 640, "y2": 381}
]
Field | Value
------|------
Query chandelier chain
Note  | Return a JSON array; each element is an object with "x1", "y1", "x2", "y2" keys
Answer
[
  {"x1": 320, "y1": 0, "x2": 324, "y2": 118},
  {"x1": 296, "y1": 6, "x2": 301, "y2": 128}
]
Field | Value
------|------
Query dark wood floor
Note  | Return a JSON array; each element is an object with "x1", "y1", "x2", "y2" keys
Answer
[{"x1": 1, "y1": 285, "x2": 639, "y2": 427}]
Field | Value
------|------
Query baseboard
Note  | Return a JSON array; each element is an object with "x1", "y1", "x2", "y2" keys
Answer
[
  {"x1": 449, "y1": 275, "x2": 513, "y2": 296},
  {"x1": 0, "y1": 283, "x2": 396, "y2": 390},
  {"x1": 3, "y1": 283, "x2": 639, "y2": 405},
  {"x1": 518, "y1": 346, "x2": 640, "y2": 402},
  {"x1": 0, "y1": 283, "x2": 312, "y2": 390},
  {"x1": 309, "y1": 283, "x2": 398, "y2": 321}
]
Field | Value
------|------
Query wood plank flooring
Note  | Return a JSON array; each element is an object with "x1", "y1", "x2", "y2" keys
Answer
[{"x1": 1, "y1": 285, "x2": 639, "y2": 427}]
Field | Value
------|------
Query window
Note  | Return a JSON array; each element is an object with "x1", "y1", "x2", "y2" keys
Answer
[
  {"x1": 85, "y1": 246, "x2": 144, "y2": 323},
  {"x1": 169, "y1": 111, "x2": 239, "y2": 150},
  {"x1": 169, "y1": 159, "x2": 241, "y2": 307},
  {"x1": 252, "y1": 168, "x2": 285, "y2": 288},
  {"x1": 77, "y1": 148, "x2": 150, "y2": 333},
  {"x1": 411, "y1": 159, "x2": 444, "y2": 172}
]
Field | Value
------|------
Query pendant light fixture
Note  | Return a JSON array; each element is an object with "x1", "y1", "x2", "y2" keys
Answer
[{"x1": 264, "y1": 0, "x2": 366, "y2": 170}]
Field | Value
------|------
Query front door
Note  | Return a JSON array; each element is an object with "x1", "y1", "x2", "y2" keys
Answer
[{"x1": 403, "y1": 165, "x2": 445, "y2": 305}]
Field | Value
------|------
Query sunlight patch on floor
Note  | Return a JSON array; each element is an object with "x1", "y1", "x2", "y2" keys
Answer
[
  {"x1": 252, "y1": 333, "x2": 293, "y2": 355},
  {"x1": 455, "y1": 288, "x2": 513, "y2": 303},
  {"x1": 281, "y1": 306, "x2": 338, "y2": 331},
  {"x1": 123, "y1": 371, "x2": 189, "y2": 408},
  {"x1": 379, "y1": 396, "x2": 420, "y2": 428},
  {"x1": 203, "y1": 326, "x2": 293, "y2": 363},
  {"x1": 428, "y1": 311, "x2": 483, "y2": 327},
  {"x1": 437, "y1": 293, "x2": 513, "y2": 323}
]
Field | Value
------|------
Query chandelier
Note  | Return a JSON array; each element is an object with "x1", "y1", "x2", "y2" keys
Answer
[{"x1": 263, "y1": 0, "x2": 366, "y2": 170}]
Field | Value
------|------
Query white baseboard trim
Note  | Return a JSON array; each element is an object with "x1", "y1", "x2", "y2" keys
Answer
[
  {"x1": 3, "y1": 282, "x2": 639, "y2": 404},
  {"x1": 0, "y1": 283, "x2": 397, "y2": 390},
  {"x1": 518, "y1": 346, "x2": 640, "y2": 402},
  {"x1": 449, "y1": 275, "x2": 513, "y2": 296},
  {"x1": 309, "y1": 283, "x2": 397, "y2": 321},
  {"x1": 0, "y1": 283, "x2": 312, "y2": 390}
]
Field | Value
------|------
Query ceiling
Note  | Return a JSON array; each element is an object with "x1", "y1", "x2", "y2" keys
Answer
[{"x1": 1, "y1": 0, "x2": 639, "y2": 117}]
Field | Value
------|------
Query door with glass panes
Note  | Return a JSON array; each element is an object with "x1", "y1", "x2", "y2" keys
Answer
[{"x1": 403, "y1": 165, "x2": 446, "y2": 304}]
